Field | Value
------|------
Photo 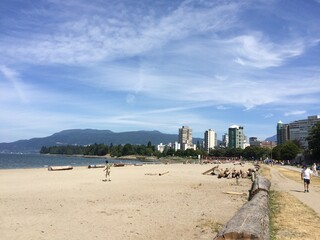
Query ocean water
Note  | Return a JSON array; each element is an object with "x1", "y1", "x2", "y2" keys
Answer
[{"x1": 0, "y1": 154, "x2": 140, "y2": 169}]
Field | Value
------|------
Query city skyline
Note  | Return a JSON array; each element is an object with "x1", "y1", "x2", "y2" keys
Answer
[{"x1": 1, "y1": 0, "x2": 320, "y2": 143}]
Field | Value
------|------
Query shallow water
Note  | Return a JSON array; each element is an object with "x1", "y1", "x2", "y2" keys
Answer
[{"x1": 0, "y1": 153, "x2": 140, "y2": 169}]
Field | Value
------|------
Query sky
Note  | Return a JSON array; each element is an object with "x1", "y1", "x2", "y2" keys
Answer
[{"x1": 0, "y1": 0, "x2": 320, "y2": 143}]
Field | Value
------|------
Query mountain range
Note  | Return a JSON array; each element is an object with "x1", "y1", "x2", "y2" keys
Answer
[
  {"x1": 0, "y1": 129, "x2": 203, "y2": 153},
  {"x1": 0, "y1": 129, "x2": 276, "y2": 154}
]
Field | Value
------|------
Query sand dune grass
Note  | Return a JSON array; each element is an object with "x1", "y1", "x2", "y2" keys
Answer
[
  {"x1": 270, "y1": 190, "x2": 320, "y2": 240},
  {"x1": 264, "y1": 166, "x2": 320, "y2": 240}
]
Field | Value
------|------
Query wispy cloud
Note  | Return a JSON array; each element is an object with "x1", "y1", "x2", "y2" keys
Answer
[
  {"x1": 0, "y1": 0, "x2": 319, "y2": 142},
  {"x1": 216, "y1": 105, "x2": 230, "y2": 110},
  {"x1": 232, "y1": 34, "x2": 304, "y2": 68},
  {"x1": 284, "y1": 111, "x2": 307, "y2": 116},
  {"x1": 264, "y1": 113, "x2": 274, "y2": 119},
  {"x1": 0, "y1": 0, "x2": 242, "y2": 65},
  {"x1": 0, "y1": 65, "x2": 28, "y2": 103}
]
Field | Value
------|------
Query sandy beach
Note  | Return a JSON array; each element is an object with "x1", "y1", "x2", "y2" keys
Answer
[{"x1": 0, "y1": 162, "x2": 255, "y2": 240}]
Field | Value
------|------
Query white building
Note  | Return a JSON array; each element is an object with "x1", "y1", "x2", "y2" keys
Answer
[
  {"x1": 157, "y1": 142, "x2": 180, "y2": 153},
  {"x1": 288, "y1": 115, "x2": 320, "y2": 148},
  {"x1": 179, "y1": 126, "x2": 195, "y2": 150},
  {"x1": 204, "y1": 129, "x2": 217, "y2": 152},
  {"x1": 157, "y1": 143, "x2": 166, "y2": 153}
]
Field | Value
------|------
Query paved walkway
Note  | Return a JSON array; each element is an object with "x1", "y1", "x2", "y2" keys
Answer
[{"x1": 269, "y1": 166, "x2": 320, "y2": 216}]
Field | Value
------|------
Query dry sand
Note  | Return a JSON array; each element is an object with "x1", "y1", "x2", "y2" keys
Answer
[{"x1": 0, "y1": 162, "x2": 255, "y2": 240}]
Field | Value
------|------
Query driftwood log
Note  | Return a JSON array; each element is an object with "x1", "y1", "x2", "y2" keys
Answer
[
  {"x1": 159, "y1": 171, "x2": 169, "y2": 176},
  {"x1": 88, "y1": 164, "x2": 104, "y2": 168},
  {"x1": 249, "y1": 176, "x2": 271, "y2": 200},
  {"x1": 48, "y1": 166, "x2": 73, "y2": 171},
  {"x1": 215, "y1": 164, "x2": 261, "y2": 179},
  {"x1": 145, "y1": 171, "x2": 169, "y2": 176},
  {"x1": 214, "y1": 176, "x2": 271, "y2": 240},
  {"x1": 202, "y1": 165, "x2": 219, "y2": 175},
  {"x1": 113, "y1": 163, "x2": 125, "y2": 167}
]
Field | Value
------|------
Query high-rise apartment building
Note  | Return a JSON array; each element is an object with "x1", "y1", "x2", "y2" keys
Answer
[
  {"x1": 276, "y1": 120, "x2": 289, "y2": 145},
  {"x1": 222, "y1": 133, "x2": 228, "y2": 147},
  {"x1": 204, "y1": 129, "x2": 217, "y2": 153},
  {"x1": 179, "y1": 126, "x2": 194, "y2": 150},
  {"x1": 228, "y1": 125, "x2": 245, "y2": 149},
  {"x1": 276, "y1": 115, "x2": 320, "y2": 148},
  {"x1": 288, "y1": 115, "x2": 320, "y2": 148}
]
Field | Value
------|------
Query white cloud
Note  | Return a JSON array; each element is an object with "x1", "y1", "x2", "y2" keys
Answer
[
  {"x1": 284, "y1": 110, "x2": 306, "y2": 116},
  {"x1": 264, "y1": 113, "x2": 274, "y2": 119},
  {"x1": 216, "y1": 105, "x2": 230, "y2": 110},
  {"x1": 0, "y1": 0, "x2": 320, "y2": 142},
  {"x1": 0, "y1": 65, "x2": 28, "y2": 103},
  {"x1": 0, "y1": 0, "x2": 242, "y2": 65},
  {"x1": 231, "y1": 34, "x2": 304, "y2": 68}
]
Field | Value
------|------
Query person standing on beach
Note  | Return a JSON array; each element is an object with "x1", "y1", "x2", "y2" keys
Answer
[
  {"x1": 301, "y1": 165, "x2": 312, "y2": 192},
  {"x1": 104, "y1": 161, "x2": 111, "y2": 181},
  {"x1": 312, "y1": 163, "x2": 318, "y2": 176}
]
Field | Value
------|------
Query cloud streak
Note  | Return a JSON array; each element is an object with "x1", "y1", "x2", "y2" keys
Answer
[
  {"x1": 0, "y1": 65, "x2": 28, "y2": 103},
  {"x1": 232, "y1": 34, "x2": 304, "y2": 68}
]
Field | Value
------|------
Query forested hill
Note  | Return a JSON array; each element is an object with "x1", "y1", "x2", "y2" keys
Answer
[{"x1": 0, "y1": 129, "x2": 203, "y2": 154}]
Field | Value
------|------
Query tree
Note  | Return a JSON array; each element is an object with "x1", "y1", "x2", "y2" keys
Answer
[
  {"x1": 209, "y1": 148, "x2": 226, "y2": 157},
  {"x1": 122, "y1": 144, "x2": 133, "y2": 156},
  {"x1": 271, "y1": 145, "x2": 282, "y2": 160},
  {"x1": 280, "y1": 141, "x2": 301, "y2": 160},
  {"x1": 307, "y1": 122, "x2": 320, "y2": 162},
  {"x1": 166, "y1": 148, "x2": 175, "y2": 156},
  {"x1": 145, "y1": 147, "x2": 154, "y2": 156},
  {"x1": 146, "y1": 141, "x2": 155, "y2": 154},
  {"x1": 225, "y1": 148, "x2": 243, "y2": 158},
  {"x1": 243, "y1": 146, "x2": 259, "y2": 160}
]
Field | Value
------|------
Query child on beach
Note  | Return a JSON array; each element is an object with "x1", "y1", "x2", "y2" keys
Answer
[{"x1": 103, "y1": 161, "x2": 111, "y2": 181}]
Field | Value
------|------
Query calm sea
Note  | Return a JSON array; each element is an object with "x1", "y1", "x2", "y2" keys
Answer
[{"x1": 0, "y1": 154, "x2": 141, "y2": 169}]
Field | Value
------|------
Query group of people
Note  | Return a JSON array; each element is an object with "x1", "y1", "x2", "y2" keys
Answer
[{"x1": 301, "y1": 163, "x2": 318, "y2": 193}]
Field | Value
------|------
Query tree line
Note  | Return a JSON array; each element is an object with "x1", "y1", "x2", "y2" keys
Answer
[
  {"x1": 40, "y1": 141, "x2": 156, "y2": 157},
  {"x1": 39, "y1": 141, "x2": 296, "y2": 160}
]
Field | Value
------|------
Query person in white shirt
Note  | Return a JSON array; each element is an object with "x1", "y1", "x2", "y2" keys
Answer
[{"x1": 301, "y1": 165, "x2": 313, "y2": 193}]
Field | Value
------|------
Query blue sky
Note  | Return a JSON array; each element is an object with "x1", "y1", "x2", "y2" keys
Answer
[{"x1": 1, "y1": 0, "x2": 320, "y2": 143}]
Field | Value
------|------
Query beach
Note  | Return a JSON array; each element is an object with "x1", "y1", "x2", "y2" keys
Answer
[{"x1": 0, "y1": 162, "x2": 254, "y2": 240}]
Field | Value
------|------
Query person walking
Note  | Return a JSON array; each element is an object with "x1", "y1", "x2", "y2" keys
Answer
[
  {"x1": 103, "y1": 160, "x2": 111, "y2": 181},
  {"x1": 312, "y1": 163, "x2": 318, "y2": 176},
  {"x1": 301, "y1": 165, "x2": 312, "y2": 192}
]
